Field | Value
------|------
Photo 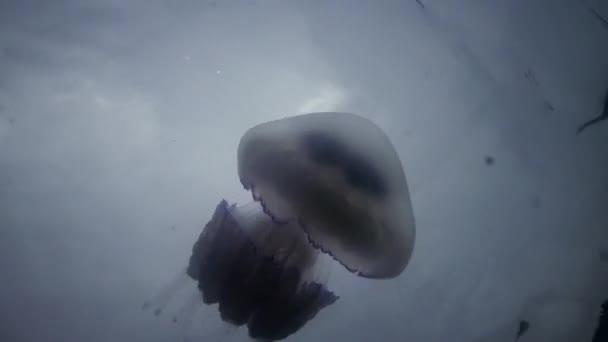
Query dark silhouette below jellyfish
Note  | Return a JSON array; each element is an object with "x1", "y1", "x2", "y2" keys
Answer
[{"x1": 186, "y1": 200, "x2": 338, "y2": 341}]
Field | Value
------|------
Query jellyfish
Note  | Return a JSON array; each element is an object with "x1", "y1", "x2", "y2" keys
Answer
[{"x1": 150, "y1": 112, "x2": 416, "y2": 341}]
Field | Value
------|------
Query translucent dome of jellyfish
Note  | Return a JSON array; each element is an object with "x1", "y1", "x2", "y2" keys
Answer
[{"x1": 154, "y1": 112, "x2": 416, "y2": 341}]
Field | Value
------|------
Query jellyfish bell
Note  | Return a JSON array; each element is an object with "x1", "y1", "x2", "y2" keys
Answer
[{"x1": 238, "y1": 112, "x2": 416, "y2": 279}]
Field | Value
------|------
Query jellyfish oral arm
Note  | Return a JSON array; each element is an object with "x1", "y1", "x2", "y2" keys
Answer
[{"x1": 186, "y1": 199, "x2": 338, "y2": 341}]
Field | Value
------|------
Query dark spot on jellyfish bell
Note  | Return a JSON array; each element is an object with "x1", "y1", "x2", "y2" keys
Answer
[
  {"x1": 302, "y1": 131, "x2": 388, "y2": 198},
  {"x1": 303, "y1": 131, "x2": 345, "y2": 166}
]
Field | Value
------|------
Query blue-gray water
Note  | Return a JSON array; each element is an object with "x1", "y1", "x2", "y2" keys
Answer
[{"x1": 1, "y1": 1, "x2": 607, "y2": 341}]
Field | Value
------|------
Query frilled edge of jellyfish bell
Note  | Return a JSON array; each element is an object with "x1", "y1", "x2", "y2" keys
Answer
[
  {"x1": 240, "y1": 179, "x2": 372, "y2": 278},
  {"x1": 246, "y1": 182, "x2": 290, "y2": 225},
  {"x1": 296, "y1": 219, "x2": 368, "y2": 277},
  {"x1": 187, "y1": 199, "x2": 339, "y2": 341}
]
